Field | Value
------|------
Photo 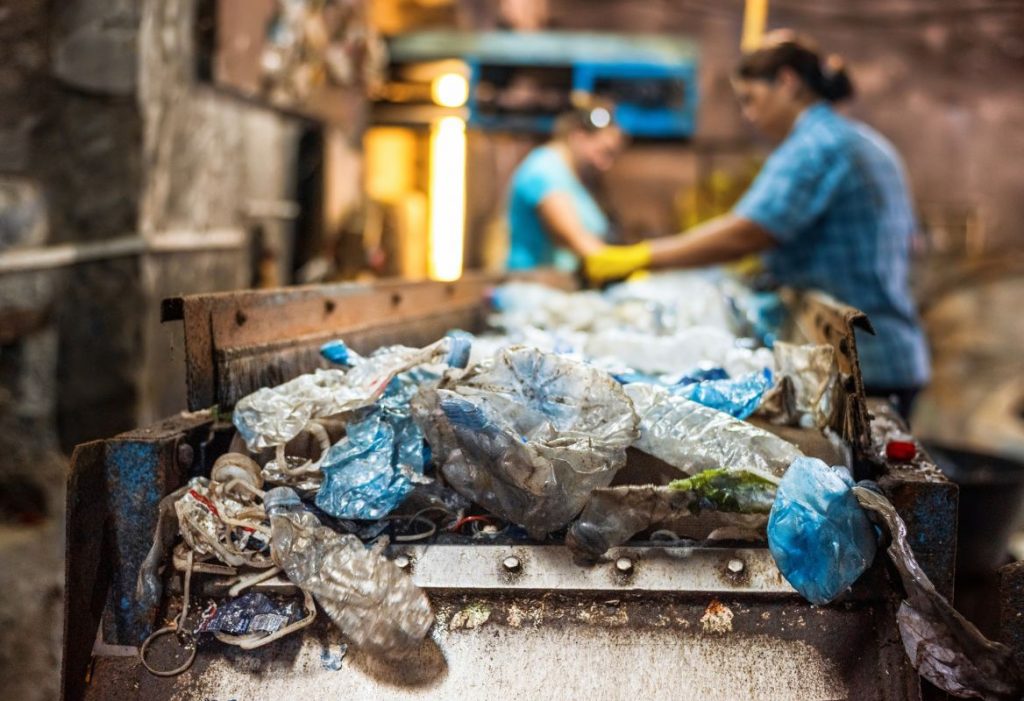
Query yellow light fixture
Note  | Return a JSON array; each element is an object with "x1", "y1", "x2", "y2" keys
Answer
[
  {"x1": 428, "y1": 116, "x2": 466, "y2": 281},
  {"x1": 431, "y1": 72, "x2": 469, "y2": 108},
  {"x1": 741, "y1": 0, "x2": 769, "y2": 51}
]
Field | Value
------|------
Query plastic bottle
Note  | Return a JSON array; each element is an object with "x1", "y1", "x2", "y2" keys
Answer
[{"x1": 264, "y1": 487, "x2": 433, "y2": 658}]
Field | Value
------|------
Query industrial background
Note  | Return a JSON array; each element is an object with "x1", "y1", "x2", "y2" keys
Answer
[{"x1": 2, "y1": 0, "x2": 1023, "y2": 699}]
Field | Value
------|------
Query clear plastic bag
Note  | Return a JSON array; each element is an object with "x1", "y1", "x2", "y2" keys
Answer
[
  {"x1": 766, "y1": 457, "x2": 876, "y2": 605},
  {"x1": 624, "y1": 383, "x2": 802, "y2": 477},
  {"x1": 233, "y1": 335, "x2": 469, "y2": 451},
  {"x1": 585, "y1": 326, "x2": 774, "y2": 377},
  {"x1": 416, "y1": 346, "x2": 639, "y2": 538},
  {"x1": 265, "y1": 487, "x2": 434, "y2": 658}
]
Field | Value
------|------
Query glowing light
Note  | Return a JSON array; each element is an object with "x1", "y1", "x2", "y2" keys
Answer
[
  {"x1": 589, "y1": 107, "x2": 611, "y2": 128},
  {"x1": 431, "y1": 73, "x2": 469, "y2": 108},
  {"x1": 428, "y1": 116, "x2": 466, "y2": 281},
  {"x1": 741, "y1": 0, "x2": 769, "y2": 51}
]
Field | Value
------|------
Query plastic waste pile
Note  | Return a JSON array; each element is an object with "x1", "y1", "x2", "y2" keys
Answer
[{"x1": 134, "y1": 272, "x2": 1019, "y2": 698}]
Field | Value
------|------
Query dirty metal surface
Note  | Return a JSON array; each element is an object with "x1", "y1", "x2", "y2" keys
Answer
[
  {"x1": 62, "y1": 412, "x2": 216, "y2": 701},
  {"x1": 397, "y1": 544, "x2": 795, "y2": 594},
  {"x1": 81, "y1": 592, "x2": 916, "y2": 701},
  {"x1": 166, "y1": 273, "x2": 516, "y2": 412},
  {"x1": 1000, "y1": 561, "x2": 1024, "y2": 673},
  {"x1": 868, "y1": 399, "x2": 959, "y2": 600}
]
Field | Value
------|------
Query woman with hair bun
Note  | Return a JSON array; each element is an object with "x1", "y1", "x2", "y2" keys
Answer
[
  {"x1": 505, "y1": 97, "x2": 626, "y2": 272},
  {"x1": 586, "y1": 31, "x2": 929, "y2": 419}
]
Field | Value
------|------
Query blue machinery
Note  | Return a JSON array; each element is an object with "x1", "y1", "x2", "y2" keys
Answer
[{"x1": 388, "y1": 30, "x2": 699, "y2": 139}]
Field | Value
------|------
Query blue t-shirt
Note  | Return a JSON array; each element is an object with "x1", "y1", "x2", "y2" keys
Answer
[
  {"x1": 734, "y1": 103, "x2": 930, "y2": 389},
  {"x1": 506, "y1": 146, "x2": 610, "y2": 271}
]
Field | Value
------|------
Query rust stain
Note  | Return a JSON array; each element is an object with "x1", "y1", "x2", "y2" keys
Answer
[{"x1": 701, "y1": 599, "x2": 734, "y2": 635}]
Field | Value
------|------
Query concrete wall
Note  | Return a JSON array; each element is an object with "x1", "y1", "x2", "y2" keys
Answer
[{"x1": 0, "y1": 0, "x2": 306, "y2": 450}]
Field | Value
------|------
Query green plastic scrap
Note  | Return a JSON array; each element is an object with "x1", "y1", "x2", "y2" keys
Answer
[{"x1": 668, "y1": 468, "x2": 780, "y2": 514}]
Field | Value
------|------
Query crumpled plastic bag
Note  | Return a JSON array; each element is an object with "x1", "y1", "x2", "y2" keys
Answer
[
  {"x1": 233, "y1": 335, "x2": 470, "y2": 451},
  {"x1": 197, "y1": 592, "x2": 305, "y2": 635},
  {"x1": 677, "y1": 367, "x2": 774, "y2": 419},
  {"x1": 853, "y1": 485, "x2": 1024, "y2": 700},
  {"x1": 757, "y1": 342, "x2": 839, "y2": 428},
  {"x1": 314, "y1": 369, "x2": 434, "y2": 520},
  {"x1": 767, "y1": 457, "x2": 877, "y2": 605},
  {"x1": 613, "y1": 366, "x2": 729, "y2": 388},
  {"x1": 624, "y1": 383, "x2": 802, "y2": 477},
  {"x1": 585, "y1": 326, "x2": 775, "y2": 378},
  {"x1": 489, "y1": 282, "x2": 612, "y2": 332},
  {"x1": 415, "y1": 346, "x2": 639, "y2": 538},
  {"x1": 567, "y1": 468, "x2": 779, "y2": 557}
]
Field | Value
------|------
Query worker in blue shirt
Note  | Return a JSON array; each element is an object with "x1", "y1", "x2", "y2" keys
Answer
[
  {"x1": 585, "y1": 32, "x2": 930, "y2": 419},
  {"x1": 506, "y1": 99, "x2": 626, "y2": 272}
]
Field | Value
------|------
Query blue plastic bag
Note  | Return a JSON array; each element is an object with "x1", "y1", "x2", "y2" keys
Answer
[
  {"x1": 675, "y1": 367, "x2": 773, "y2": 419},
  {"x1": 767, "y1": 457, "x2": 877, "y2": 605},
  {"x1": 613, "y1": 366, "x2": 729, "y2": 388},
  {"x1": 314, "y1": 369, "x2": 434, "y2": 520}
]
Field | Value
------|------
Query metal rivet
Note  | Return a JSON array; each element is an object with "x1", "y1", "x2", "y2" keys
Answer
[
  {"x1": 394, "y1": 555, "x2": 410, "y2": 570},
  {"x1": 615, "y1": 557, "x2": 633, "y2": 573},
  {"x1": 502, "y1": 556, "x2": 521, "y2": 572},
  {"x1": 727, "y1": 558, "x2": 745, "y2": 574}
]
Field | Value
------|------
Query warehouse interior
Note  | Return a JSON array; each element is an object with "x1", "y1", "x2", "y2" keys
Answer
[{"x1": 2, "y1": 1, "x2": 1024, "y2": 699}]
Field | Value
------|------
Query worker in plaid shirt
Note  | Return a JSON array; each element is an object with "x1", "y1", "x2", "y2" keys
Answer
[{"x1": 586, "y1": 31, "x2": 929, "y2": 420}]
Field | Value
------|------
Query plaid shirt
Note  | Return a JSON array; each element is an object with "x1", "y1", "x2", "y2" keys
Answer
[{"x1": 735, "y1": 103, "x2": 930, "y2": 389}]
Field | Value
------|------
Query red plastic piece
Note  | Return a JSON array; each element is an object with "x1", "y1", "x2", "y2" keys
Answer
[{"x1": 886, "y1": 440, "x2": 917, "y2": 462}]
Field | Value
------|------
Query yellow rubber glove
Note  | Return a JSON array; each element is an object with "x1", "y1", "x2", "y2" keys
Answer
[{"x1": 584, "y1": 242, "x2": 653, "y2": 283}]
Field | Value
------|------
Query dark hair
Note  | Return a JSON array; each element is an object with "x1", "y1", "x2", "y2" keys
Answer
[
  {"x1": 553, "y1": 95, "x2": 619, "y2": 140},
  {"x1": 736, "y1": 31, "x2": 854, "y2": 103}
]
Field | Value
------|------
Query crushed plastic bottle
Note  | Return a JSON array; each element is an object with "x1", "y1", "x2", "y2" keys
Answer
[
  {"x1": 416, "y1": 346, "x2": 639, "y2": 538},
  {"x1": 853, "y1": 485, "x2": 1024, "y2": 700},
  {"x1": 265, "y1": 487, "x2": 434, "y2": 658},
  {"x1": 567, "y1": 469, "x2": 779, "y2": 557},
  {"x1": 767, "y1": 457, "x2": 877, "y2": 605},
  {"x1": 233, "y1": 335, "x2": 470, "y2": 451},
  {"x1": 315, "y1": 369, "x2": 434, "y2": 520},
  {"x1": 675, "y1": 367, "x2": 774, "y2": 420},
  {"x1": 624, "y1": 383, "x2": 802, "y2": 477}
]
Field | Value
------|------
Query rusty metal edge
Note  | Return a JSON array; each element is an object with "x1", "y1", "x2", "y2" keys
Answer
[
  {"x1": 61, "y1": 414, "x2": 216, "y2": 701},
  {"x1": 165, "y1": 271, "x2": 573, "y2": 412},
  {"x1": 61, "y1": 440, "x2": 110, "y2": 701}
]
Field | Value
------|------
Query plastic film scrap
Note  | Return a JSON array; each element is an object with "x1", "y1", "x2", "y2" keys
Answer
[
  {"x1": 757, "y1": 342, "x2": 839, "y2": 428},
  {"x1": 567, "y1": 469, "x2": 778, "y2": 557},
  {"x1": 233, "y1": 335, "x2": 469, "y2": 451},
  {"x1": 315, "y1": 368, "x2": 435, "y2": 520},
  {"x1": 416, "y1": 346, "x2": 639, "y2": 538},
  {"x1": 853, "y1": 485, "x2": 1024, "y2": 701}
]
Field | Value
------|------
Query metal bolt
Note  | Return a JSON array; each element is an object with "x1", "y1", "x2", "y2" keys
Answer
[
  {"x1": 176, "y1": 443, "x2": 194, "y2": 470},
  {"x1": 394, "y1": 555, "x2": 411, "y2": 570},
  {"x1": 502, "y1": 556, "x2": 521, "y2": 572},
  {"x1": 727, "y1": 558, "x2": 745, "y2": 574},
  {"x1": 615, "y1": 557, "x2": 634, "y2": 574}
]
